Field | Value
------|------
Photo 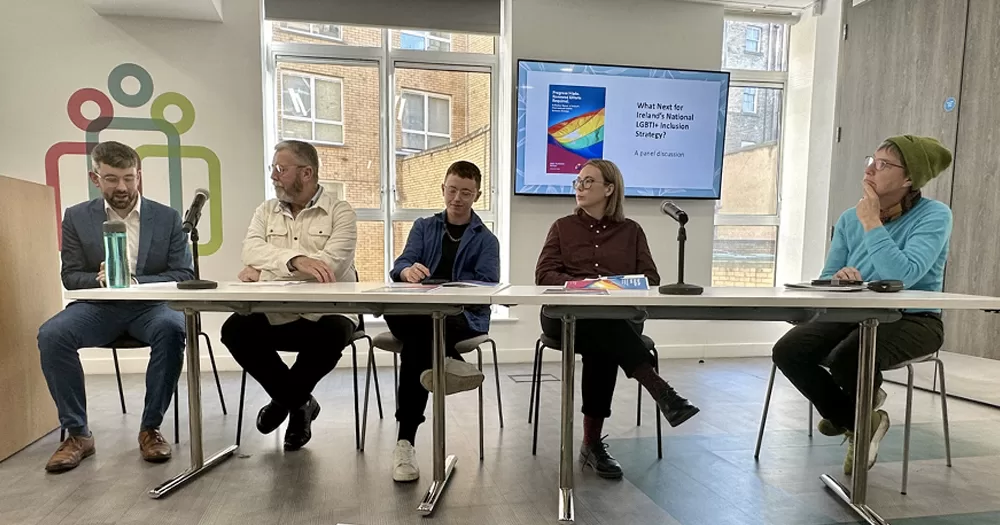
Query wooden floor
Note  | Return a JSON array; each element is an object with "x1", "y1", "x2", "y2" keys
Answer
[{"x1": 3, "y1": 357, "x2": 1000, "y2": 524}]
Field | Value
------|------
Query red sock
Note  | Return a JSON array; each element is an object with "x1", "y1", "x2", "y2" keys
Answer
[
  {"x1": 633, "y1": 362, "x2": 670, "y2": 398},
  {"x1": 583, "y1": 414, "x2": 604, "y2": 446}
]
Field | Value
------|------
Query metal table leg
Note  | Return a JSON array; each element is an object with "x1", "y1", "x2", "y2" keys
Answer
[
  {"x1": 819, "y1": 318, "x2": 890, "y2": 525},
  {"x1": 417, "y1": 312, "x2": 457, "y2": 515},
  {"x1": 558, "y1": 315, "x2": 577, "y2": 522},
  {"x1": 149, "y1": 309, "x2": 237, "y2": 498}
]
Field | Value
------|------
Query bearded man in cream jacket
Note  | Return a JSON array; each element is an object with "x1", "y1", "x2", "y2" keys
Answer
[{"x1": 221, "y1": 140, "x2": 358, "y2": 451}]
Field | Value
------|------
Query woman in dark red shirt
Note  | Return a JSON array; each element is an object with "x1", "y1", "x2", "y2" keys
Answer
[{"x1": 535, "y1": 159, "x2": 699, "y2": 479}]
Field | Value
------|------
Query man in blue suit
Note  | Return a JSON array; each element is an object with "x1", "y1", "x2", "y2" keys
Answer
[
  {"x1": 384, "y1": 161, "x2": 500, "y2": 482},
  {"x1": 37, "y1": 141, "x2": 194, "y2": 473}
]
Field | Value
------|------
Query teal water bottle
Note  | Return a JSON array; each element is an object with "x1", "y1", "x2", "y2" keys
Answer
[{"x1": 103, "y1": 220, "x2": 131, "y2": 288}]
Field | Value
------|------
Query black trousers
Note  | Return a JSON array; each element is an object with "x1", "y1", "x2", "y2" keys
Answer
[
  {"x1": 221, "y1": 313, "x2": 354, "y2": 409},
  {"x1": 772, "y1": 313, "x2": 944, "y2": 431},
  {"x1": 384, "y1": 314, "x2": 483, "y2": 430},
  {"x1": 540, "y1": 312, "x2": 652, "y2": 419}
]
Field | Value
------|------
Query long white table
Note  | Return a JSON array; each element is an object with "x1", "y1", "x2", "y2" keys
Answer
[
  {"x1": 64, "y1": 281, "x2": 504, "y2": 516},
  {"x1": 493, "y1": 286, "x2": 1000, "y2": 525}
]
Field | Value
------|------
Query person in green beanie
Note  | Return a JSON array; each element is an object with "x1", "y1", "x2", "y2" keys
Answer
[{"x1": 772, "y1": 135, "x2": 953, "y2": 476}]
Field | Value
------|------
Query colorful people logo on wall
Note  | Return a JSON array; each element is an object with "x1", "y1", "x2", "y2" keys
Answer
[{"x1": 45, "y1": 63, "x2": 223, "y2": 256}]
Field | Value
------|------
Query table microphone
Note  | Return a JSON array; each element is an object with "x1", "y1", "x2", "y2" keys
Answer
[
  {"x1": 177, "y1": 188, "x2": 218, "y2": 290},
  {"x1": 658, "y1": 200, "x2": 703, "y2": 296}
]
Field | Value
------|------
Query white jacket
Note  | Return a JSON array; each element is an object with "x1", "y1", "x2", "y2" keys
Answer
[{"x1": 242, "y1": 186, "x2": 359, "y2": 326}]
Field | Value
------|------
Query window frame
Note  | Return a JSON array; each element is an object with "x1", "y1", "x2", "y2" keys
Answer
[
  {"x1": 278, "y1": 71, "x2": 346, "y2": 146},
  {"x1": 715, "y1": 16, "x2": 790, "y2": 287},
  {"x1": 744, "y1": 25, "x2": 761, "y2": 53},
  {"x1": 741, "y1": 87, "x2": 757, "y2": 113},
  {"x1": 265, "y1": 26, "x2": 501, "y2": 294},
  {"x1": 398, "y1": 89, "x2": 453, "y2": 153},
  {"x1": 278, "y1": 22, "x2": 344, "y2": 42}
]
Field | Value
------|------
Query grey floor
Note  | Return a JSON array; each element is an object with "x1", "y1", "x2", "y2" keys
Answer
[{"x1": 3, "y1": 357, "x2": 1000, "y2": 525}]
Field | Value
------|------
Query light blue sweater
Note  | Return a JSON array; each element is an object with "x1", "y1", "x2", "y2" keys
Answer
[{"x1": 821, "y1": 198, "x2": 952, "y2": 310}]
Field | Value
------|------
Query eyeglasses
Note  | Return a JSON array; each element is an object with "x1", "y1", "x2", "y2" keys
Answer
[
  {"x1": 444, "y1": 185, "x2": 476, "y2": 199},
  {"x1": 865, "y1": 156, "x2": 904, "y2": 172},
  {"x1": 94, "y1": 172, "x2": 137, "y2": 185},
  {"x1": 572, "y1": 177, "x2": 606, "y2": 190},
  {"x1": 269, "y1": 164, "x2": 307, "y2": 175}
]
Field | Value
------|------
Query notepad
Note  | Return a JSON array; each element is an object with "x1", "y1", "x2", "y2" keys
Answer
[{"x1": 784, "y1": 282, "x2": 865, "y2": 292}]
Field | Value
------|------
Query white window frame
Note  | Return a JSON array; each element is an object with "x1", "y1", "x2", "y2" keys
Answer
[
  {"x1": 399, "y1": 30, "x2": 452, "y2": 52},
  {"x1": 279, "y1": 71, "x2": 346, "y2": 146},
  {"x1": 741, "y1": 87, "x2": 757, "y2": 113},
  {"x1": 278, "y1": 22, "x2": 344, "y2": 42},
  {"x1": 398, "y1": 89, "x2": 452, "y2": 153},
  {"x1": 265, "y1": 26, "x2": 502, "y2": 313},
  {"x1": 744, "y1": 25, "x2": 761, "y2": 53},
  {"x1": 715, "y1": 16, "x2": 790, "y2": 287}
]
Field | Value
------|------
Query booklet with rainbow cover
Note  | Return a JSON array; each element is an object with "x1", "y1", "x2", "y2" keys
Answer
[
  {"x1": 546, "y1": 85, "x2": 606, "y2": 174},
  {"x1": 564, "y1": 274, "x2": 650, "y2": 291}
]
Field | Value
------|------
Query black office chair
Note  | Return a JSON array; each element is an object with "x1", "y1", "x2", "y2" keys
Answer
[
  {"x1": 233, "y1": 314, "x2": 384, "y2": 450},
  {"x1": 527, "y1": 332, "x2": 663, "y2": 459},
  {"x1": 58, "y1": 330, "x2": 227, "y2": 444}
]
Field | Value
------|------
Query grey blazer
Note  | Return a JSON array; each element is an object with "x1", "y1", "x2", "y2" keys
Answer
[{"x1": 60, "y1": 198, "x2": 194, "y2": 290}]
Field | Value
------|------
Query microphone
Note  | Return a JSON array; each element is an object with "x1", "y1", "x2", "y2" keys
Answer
[
  {"x1": 660, "y1": 200, "x2": 689, "y2": 225},
  {"x1": 182, "y1": 188, "x2": 210, "y2": 234}
]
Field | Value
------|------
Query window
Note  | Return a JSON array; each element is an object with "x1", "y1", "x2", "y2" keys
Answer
[
  {"x1": 399, "y1": 91, "x2": 451, "y2": 152},
  {"x1": 742, "y1": 88, "x2": 757, "y2": 113},
  {"x1": 279, "y1": 72, "x2": 345, "y2": 145},
  {"x1": 278, "y1": 22, "x2": 343, "y2": 41},
  {"x1": 715, "y1": 18, "x2": 789, "y2": 287},
  {"x1": 267, "y1": 25, "x2": 498, "y2": 284},
  {"x1": 398, "y1": 30, "x2": 452, "y2": 52},
  {"x1": 745, "y1": 26, "x2": 761, "y2": 53}
]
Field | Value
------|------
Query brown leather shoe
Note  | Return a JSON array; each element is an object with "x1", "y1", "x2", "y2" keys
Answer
[
  {"x1": 45, "y1": 434, "x2": 95, "y2": 473},
  {"x1": 138, "y1": 429, "x2": 172, "y2": 463}
]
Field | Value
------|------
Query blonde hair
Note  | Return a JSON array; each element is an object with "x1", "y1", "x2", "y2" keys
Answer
[{"x1": 578, "y1": 159, "x2": 626, "y2": 222}]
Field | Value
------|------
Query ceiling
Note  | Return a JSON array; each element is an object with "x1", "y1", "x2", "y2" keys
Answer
[{"x1": 85, "y1": 0, "x2": 223, "y2": 22}]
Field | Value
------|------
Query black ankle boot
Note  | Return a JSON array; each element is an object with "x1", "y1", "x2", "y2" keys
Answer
[
  {"x1": 579, "y1": 437, "x2": 623, "y2": 479},
  {"x1": 655, "y1": 389, "x2": 700, "y2": 428}
]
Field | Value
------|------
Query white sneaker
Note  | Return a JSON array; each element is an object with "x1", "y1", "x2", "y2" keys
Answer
[
  {"x1": 419, "y1": 357, "x2": 485, "y2": 394},
  {"x1": 874, "y1": 388, "x2": 887, "y2": 410},
  {"x1": 392, "y1": 440, "x2": 419, "y2": 482}
]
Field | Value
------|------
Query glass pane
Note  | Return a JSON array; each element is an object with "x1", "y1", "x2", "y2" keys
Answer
[
  {"x1": 391, "y1": 29, "x2": 494, "y2": 54},
  {"x1": 719, "y1": 86, "x2": 782, "y2": 215},
  {"x1": 401, "y1": 93, "x2": 425, "y2": 132},
  {"x1": 280, "y1": 119, "x2": 312, "y2": 141},
  {"x1": 722, "y1": 20, "x2": 787, "y2": 72},
  {"x1": 356, "y1": 220, "x2": 386, "y2": 282},
  {"x1": 315, "y1": 123, "x2": 344, "y2": 144},
  {"x1": 394, "y1": 68, "x2": 492, "y2": 211},
  {"x1": 280, "y1": 74, "x2": 311, "y2": 118},
  {"x1": 315, "y1": 79, "x2": 343, "y2": 122},
  {"x1": 427, "y1": 97, "x2": 450, "y2": 134},
  {"x1": 402, "y1": 132, "x2": 425, "y2": 150},
  {"x1": 272, "y1": 22, "x2": 381, "y2": 47},
  {"x1": 712, "y1": 226, "x2": 777, "y2": 287},
  {"x1": 275, "y1": 60, "x2": 382, "y2": 209}
]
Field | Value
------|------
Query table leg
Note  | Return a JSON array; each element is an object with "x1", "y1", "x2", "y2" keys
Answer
[
  {"x1": 819, "y1": 318, "x2": 889, "y2": 525},
  {"x1": 149, "y1": 309, "x2": 237, "y2": 499},
  {"x1": 417, "y1": 312, "x2": 456, "y2": 515},
  {"x1": 558, "y1": 315, "x2": 577, "y2": 522}
]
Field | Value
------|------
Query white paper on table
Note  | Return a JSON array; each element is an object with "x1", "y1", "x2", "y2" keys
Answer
[{"x1": 229, "y1": 280, "x2": 308, "y2": 287}]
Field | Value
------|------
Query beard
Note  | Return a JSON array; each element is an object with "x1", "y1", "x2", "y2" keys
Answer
[
  {"x1": 275, "y1": 176, "x2": 305, "y2": 203},
  {"x1": 108, "y1": 191, "x2": 136, "y2": 210}
]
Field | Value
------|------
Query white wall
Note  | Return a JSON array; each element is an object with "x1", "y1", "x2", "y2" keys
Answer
[
  {"x1": 0, "y1": 0, "x2": 266, "y2": 374},
  {"x1": 485, "y1": 0, "x2": 791, "y2": 362}
]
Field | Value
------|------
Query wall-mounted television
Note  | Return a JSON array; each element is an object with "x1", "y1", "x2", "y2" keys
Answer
[{"x1": 514, "y1": 59, "x2": 730, "y2": 199}]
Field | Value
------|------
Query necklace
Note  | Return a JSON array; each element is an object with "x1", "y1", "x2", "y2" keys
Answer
[{"x1": 445, "y1": 229, "x2": 462, "y2": 242}]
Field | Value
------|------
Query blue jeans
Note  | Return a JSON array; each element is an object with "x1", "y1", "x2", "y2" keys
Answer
[{"x1": 37, "y1": 301, "x2": 186, "y2": 436}]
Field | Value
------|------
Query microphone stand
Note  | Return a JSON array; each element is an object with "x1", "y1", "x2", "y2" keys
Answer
[
  {"x1": 658, "y1": 218, "x2": 704, "y2": 296},
  {"x1": 177, "y1": 224, "x2": 218, "y2": 290}
]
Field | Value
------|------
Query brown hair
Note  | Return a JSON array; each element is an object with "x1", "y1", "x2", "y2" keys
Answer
[
  {"x1": 91, "y1": 141, "x2": 139, "y2": 170},
  {"x1": 579, "y1": 159, "x2": 626, "y2": 222},
  {"x1": 445, "y1": 160, "x2": 482, "y2": 189},
  {"x1": 877, "y1": 140, "x2": 908, "y2": 174},
  {"x1": 275, "y1": 140, "x2": 320, "y2": 174}
]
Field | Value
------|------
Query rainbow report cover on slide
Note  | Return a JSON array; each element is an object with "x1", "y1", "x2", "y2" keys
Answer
[{"x1": 546, "y1": 85, "x2": 606, "y2": 174}]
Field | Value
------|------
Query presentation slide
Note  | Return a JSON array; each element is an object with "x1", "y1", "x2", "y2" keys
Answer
[{"x1": 515, "y1": 60, "x2": 729, "y2": 198}]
